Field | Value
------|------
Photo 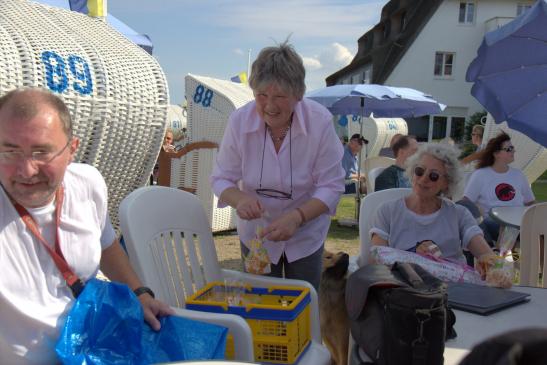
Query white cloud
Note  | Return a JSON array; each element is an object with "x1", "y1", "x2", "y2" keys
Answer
[
  {"x1": 303, "y1": 42, "x2": 355, "y2": 92},
  {"x1": 302, "y1": 56, "x2": 322, "y2": 70},
  {"x1": 202, "y1": 0, "x2": 384, "y2": 40},
  {"x1": 233, "y1": 48, "x2": 244, "y2": 56}
]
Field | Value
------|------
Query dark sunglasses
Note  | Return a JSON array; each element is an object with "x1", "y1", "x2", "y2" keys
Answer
[
  {"x1": 255, "y1": 123, "x2": 293, "y2": 200},
  {"x1": 414, "y1": 166, "x2": 443, "y2": 182},
  {"x1": 500, "y1": 146, "x2": 515, "y2": 153}
]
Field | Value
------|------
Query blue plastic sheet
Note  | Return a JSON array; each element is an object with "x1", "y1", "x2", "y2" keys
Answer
[{"x1": 56, "y1": 279, "x2": 227, "y2": 365}]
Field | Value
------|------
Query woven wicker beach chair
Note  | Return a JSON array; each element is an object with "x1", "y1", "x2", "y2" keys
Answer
[
  {"x1": 483, "y1": 114, "x2": 547, "y2": 184},
  {"x1": 162, "y1": 74, "x2": 253, "y2": 232},
  {"x1": 0, "y1": 0, "x2": 169, "y2": 231}
]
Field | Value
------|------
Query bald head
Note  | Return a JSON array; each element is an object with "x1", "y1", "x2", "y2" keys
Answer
[{"x1": 0, "y1": 88, "x2": 72, "y2": 138}]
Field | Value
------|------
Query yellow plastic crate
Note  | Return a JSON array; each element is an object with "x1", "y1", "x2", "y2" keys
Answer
[{"x1": 185, "y1": 282, "x2": 311, "y2": 364}]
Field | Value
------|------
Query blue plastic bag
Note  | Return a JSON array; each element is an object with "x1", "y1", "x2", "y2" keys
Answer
[{"x1": 56, "y1": 279, "x2": 227, "y2": 365}]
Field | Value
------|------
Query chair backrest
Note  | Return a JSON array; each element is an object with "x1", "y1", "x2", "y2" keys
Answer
[
  {"x1": 358, "y1": 188, "x2": 412, "y2": 267},
  {"x1": 362, "y1": 156, "x2": 396, "y2": 176},
  {"x1": 119, "y1": 186, "x2": 223, "y2": 307},
  {"x1": 519, "y1": 202, "x2": 547, "y2": 288},
  {"x1": 1, "y1": 0, "x2": 169, "y2": 232},
  {"x1": 185, "y1": 73, "x2": 253, "y2": 144},
  {"x1": 367, "y1": 166, "x2": 386, "y2": 193}
]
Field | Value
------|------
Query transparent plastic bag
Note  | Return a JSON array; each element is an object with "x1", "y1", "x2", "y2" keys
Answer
[
  {"x1": 56, "y1": 279, "x2": 227, "y2": 364},
  {"x1": 244, "y1": 227, "x2": 271, "y2": 275}
]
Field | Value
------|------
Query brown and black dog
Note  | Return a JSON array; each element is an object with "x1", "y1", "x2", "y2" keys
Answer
[{"x1": 319, "y1": 250, "x2": 350, "y2": 365}]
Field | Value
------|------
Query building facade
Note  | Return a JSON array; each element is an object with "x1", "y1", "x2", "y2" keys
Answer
[{"x1": 326, "y1": 0, "x2": 533, "y2": 142}]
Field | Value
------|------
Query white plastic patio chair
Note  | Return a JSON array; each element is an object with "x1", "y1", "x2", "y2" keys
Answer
[
  {"x1": 119, "y1": 186, "x2": 330, "y2": 364},
  {"x1": 519, "y1": 202, "x2": 547, "y2": 288},
  {"x1": 357, "y1": 188, "x2": 412, "y2": 268},
  {"x1": 367, "y1": 166, "x2": 386, "y2": 193}
]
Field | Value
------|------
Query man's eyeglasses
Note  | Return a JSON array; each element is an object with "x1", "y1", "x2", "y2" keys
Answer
[
  {"x1": 414, "y1": 166, "x2": 444, "y2": 182},
  {"x1": 0, "y1": 139, "x2": 72, "y2": 165},
  {"x1": 471, "y1": 133, "x2": 482, "y2": 137},
  {"x1": 500, "y1": 146, "x2": 515, "y2": 153},
  {"x1": 255, "y1": 123, "x2": 293, "y2": 200}
]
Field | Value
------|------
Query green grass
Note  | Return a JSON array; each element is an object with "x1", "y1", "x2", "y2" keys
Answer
[{"x1": 532, "y1": 180, "x2": 547, "y2": 202}]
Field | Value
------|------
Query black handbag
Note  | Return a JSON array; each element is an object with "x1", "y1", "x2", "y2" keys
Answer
[{"x1": 346, "y1": 262, "x2": 455, "y2": 365}]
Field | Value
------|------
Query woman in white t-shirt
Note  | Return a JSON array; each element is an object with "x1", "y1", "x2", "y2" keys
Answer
[
  {"x1": 463, "y1": 132, "x2": 535, "y2": 243},
  {"x1": 370, "y1": 143, "x2": 497, "y2": 273}
]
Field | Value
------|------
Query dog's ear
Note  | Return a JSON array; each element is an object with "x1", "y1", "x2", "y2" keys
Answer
[{"x1": 324, "y1": 253, "x2": 350, "y2": 278}]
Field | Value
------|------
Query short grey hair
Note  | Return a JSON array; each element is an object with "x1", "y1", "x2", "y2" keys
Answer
[
  {"x1": 405, "y1": 142, "x2": 463, "y2": 197},
  {"x1": 0, "y1": 87, "x2": 73, "y2": 138},
  {"x1": 249, "y1": 39, "x2": 306, "y2": 99}
]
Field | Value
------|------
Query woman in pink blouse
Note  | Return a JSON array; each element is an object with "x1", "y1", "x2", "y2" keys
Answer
[{"x1": 210, "y1": 41, "x2": 345, "y2": 289}]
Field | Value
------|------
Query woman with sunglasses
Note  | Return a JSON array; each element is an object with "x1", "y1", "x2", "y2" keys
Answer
[
  {"x1": 210, "y1": 40, "x2": 345, "y2": 290},
  {"x1": 463, "y1": 132, "x2": 535, "y2": 244},
  {"x1": 370, "y1": 143, "x2": 497, "y2": 269}
]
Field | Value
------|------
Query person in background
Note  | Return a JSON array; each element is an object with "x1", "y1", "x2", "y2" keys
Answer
[
  {"x1": 162, "y1": 129, "x2": 176, "y2": 152},
  {"x1": 463, "y1": 132, "x2": 535, "y2": 243},
  {"x1": 342, "y1": 133, "x2": 368, "y2": 194},
  {"x1": 0, "y1": 88, "x2": 173, "y2": 363},
  {"x1": 374, "y1": 135, "x2": 418, "y2": 191},
  {"x1": 379, "y1": 133, "x2": 402, "y2": 158},
  {"x1": 209, "y1": 40, "x2": 345, "y2": 290},
  {"x1": 461, "y1": 124, "x2": 485, "y2": 165},
  {"x1": 370, "y1": 143, "x2": 503, "y2": 283}
]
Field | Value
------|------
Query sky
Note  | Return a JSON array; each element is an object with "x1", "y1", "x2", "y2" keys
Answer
[{"x1": 105, "y1": 0, "x2": 389, "y2": 105}]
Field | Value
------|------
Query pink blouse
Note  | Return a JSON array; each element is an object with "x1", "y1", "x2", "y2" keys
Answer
[{"x1": 210, "y1": 98, "x2": 344, "y2": 264}]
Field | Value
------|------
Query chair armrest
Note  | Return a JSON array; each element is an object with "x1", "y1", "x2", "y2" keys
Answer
[
  {"x1": 221, "y1": 269, "x2": 322, "y2": 343},
  {"x1": 171, "y1": 307, "x2": 254, "y2": 362}
]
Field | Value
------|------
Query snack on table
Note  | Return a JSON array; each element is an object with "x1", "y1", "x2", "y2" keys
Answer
[
  {"x1": 244, "y1": 228, "x2": 271, "y2": 275},
  {"x1": 478, "y1": 253, "x2": 513, "y2": 289}
]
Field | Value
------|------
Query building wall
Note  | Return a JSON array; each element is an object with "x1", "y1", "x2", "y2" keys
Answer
[{"x1": 384, "y1": 0, "x2": 528, "y2": 140}]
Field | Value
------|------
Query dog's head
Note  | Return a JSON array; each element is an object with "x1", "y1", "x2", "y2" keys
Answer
[{"x1": 322, "y1": 250, "x2": 349, "y2": 279}]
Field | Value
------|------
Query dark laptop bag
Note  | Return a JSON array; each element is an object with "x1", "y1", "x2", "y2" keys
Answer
[{"x1": 346, "y1": 262, "x2": 453, "y2": 365}]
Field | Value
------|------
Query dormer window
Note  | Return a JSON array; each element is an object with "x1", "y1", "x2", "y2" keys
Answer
[{"x1": 458, "y1": 1, "x2": 475, "y2": 24}]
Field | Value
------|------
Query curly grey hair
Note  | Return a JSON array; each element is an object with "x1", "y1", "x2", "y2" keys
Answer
[
  {"x1": 405, "y1": 142, "x2": 463, "y2": 197},
  {"x1": 249, "y1": 39, "x2": 306, "y2": 99}
]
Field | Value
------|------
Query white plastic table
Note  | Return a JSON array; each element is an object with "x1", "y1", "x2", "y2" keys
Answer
[
  {"x1": 489, "y1": 206, "x2": 527, "y2": 228},
  {"x1": 444, "y1": 286, "x2": 547, "y2": 365}
]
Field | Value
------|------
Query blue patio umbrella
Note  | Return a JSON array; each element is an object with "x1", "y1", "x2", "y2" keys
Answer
[
  {"x1": 466, "y1": 0, "x2": 547, "y2": 147},
  {"x1": 306, "y1": 84, "x2": 446, "y2": 118},
  {"x1": 306, "y1": 84, "x2": 445, "y2": 219}
]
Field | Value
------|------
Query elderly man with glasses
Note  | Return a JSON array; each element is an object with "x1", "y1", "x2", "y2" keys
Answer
[
  {"x1": 210, "y1": 41, "x2": 345, "y2": 290},
  {"x1": 0, "y1": 88, "x2": 173, "y2": 363}
]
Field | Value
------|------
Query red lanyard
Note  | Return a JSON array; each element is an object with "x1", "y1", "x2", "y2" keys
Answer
[{"x1": 13, "y1": 187, "x2": 84, "y2": 297}]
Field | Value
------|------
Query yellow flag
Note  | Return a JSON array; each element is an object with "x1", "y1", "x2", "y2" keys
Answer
[{"x1": 87, "y1": 0, "x2": 106, "y2": 17}]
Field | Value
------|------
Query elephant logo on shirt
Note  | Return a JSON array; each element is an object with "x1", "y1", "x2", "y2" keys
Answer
[{"x1": 495, "y1": 183, "x2": 516, "y2": 201}]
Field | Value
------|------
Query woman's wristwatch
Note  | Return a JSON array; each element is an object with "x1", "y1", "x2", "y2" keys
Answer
[{"x1": 133, "y1": 286, "x2": 155, "y2": 298}]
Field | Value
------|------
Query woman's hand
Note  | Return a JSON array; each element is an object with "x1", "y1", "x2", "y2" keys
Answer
[
  {"x1": 261, "y1": 210, "x2": 301, "y2": 241},
  {"x1": 235, "y1": 194, "x2": 264, "y2": 220}
]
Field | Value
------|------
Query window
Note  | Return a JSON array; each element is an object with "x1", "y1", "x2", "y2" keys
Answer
[
  {"x1": 400, "y1": 12, "x2": 407, "y2": 31},
  {"x1": 351, "y1": 73, "x2": 361, "y2": 84},
  {"x1": 459, "y1": 2, "x2": 475, "y2": 24},
  {"x1": 362, "y1": 65, "x2": 372, "y2": 84},
  {"x1": 434, "y1": 52, "x2": 454, "y2": 77},
  {"x1": 517, "y1": 3, "x2": 532, "y2": 16},
  {"x1": 450, "y1": 117, "x2": 466, "y2": 143},
  {"x1": 432, "y1": 116, "x2": 447, "y2": 140}
]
